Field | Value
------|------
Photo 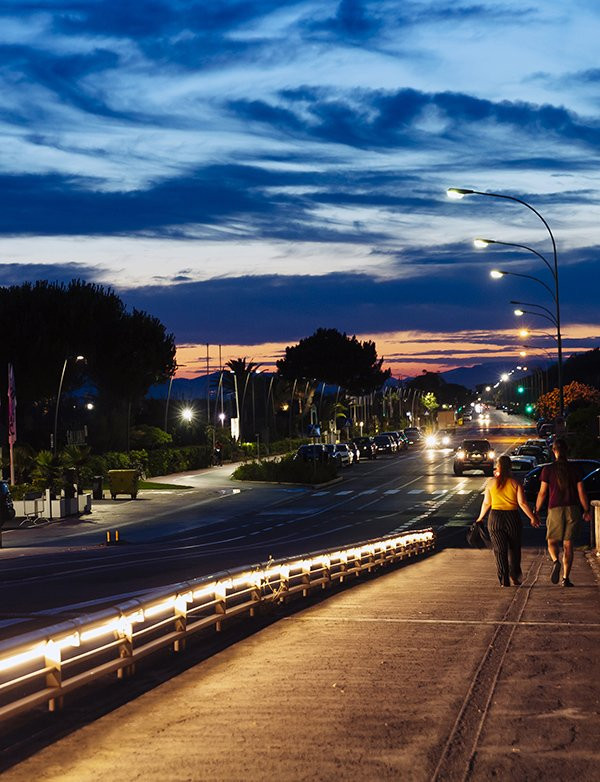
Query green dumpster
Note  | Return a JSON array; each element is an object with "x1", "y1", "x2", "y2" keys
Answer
[{"x1": 107, "y1": 470, "x2": 139, "y2": 499}]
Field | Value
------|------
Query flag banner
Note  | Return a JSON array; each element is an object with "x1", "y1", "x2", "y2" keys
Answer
[{"x1": 8, "y1": 363, "x2": 16, "y2": 445}]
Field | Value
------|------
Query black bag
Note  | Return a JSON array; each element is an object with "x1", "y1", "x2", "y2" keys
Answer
[{"x1": 467, "y1": 521, "x2": 491, "y2": 549}]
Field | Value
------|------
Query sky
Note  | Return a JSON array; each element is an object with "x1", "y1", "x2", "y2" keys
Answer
[{"x1": 2, "y1": 0, "x2": 600, "y2": 381}]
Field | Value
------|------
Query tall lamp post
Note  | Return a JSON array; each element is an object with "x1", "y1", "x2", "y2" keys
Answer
[
  {"x1": 53, "y1": 355, "x2": 85, "y2": 453},
  {"x1": 448, "y1": 188, "x2": 564, "y2": 417}
]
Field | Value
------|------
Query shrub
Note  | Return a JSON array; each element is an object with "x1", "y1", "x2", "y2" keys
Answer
[
  {"x1": 130, "y1": 425, "x2": 173, "y2": 450},
  {"x1": 232, "y1": 455, "x2": 337, "y2": 484}
]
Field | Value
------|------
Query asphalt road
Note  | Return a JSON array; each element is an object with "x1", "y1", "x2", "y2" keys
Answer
[{"x1": 0, "y1": 411, "x2": 536, "y2": 638}]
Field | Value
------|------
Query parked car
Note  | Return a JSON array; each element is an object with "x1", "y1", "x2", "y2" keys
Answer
[
  {"x1": 523, "y1": 459, "x2": 600, "y2": 503},
  {"x1": 397, "y1": 431, "x2": 410, "y2": 449},
  {"x1": 509, "y1": 455, "x2": 538, "y2": 477},
  {"x1": 403, "y1": 427, "x2": 422, "y2": 444},
  {"x1": 581, "y1": 468, "x2": 600, "y2": 503},
  {"x1": 336, "y1": 443, "x2": 355, "y2": 465},
  {"x1": 324, "y1": 443, "x2": 351, "y2": 467},
  {"x1": 374, "y1": 434, "x2": 397, "y2": 454},
  {"x1": 294, "y1": 444, "x2": 329, "y2": 463},
  {"x1": 453, "y1": 439, "x2": 495, "y2": 476},
  {"x1": 0, "y1": 481, "x2": 15, "y2": 525},
  {"x1": 511, "y1": 445, "x2": 546, "y2": 464},
  {"x1": 344, "y1": 441, "x2": 360, "y2": 463},
  {"x1": 352, "y1": 436, "x2": 377, "y2": 460},
  {"x1": 381, "y1": 431, "x2": 407, "y2": 451}
]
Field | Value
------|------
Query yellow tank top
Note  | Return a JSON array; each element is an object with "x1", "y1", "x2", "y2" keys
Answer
[{"x1": 489, "y1": 478, "x2": 519, "y2": 510}]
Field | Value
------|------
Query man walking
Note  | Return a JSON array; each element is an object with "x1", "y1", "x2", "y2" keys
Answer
[{"x1": 535, "y1": 438, "x2": 591, "y2": 587}]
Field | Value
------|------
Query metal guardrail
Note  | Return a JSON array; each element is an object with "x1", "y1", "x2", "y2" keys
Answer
[{"x1": 0, "y1": 528, "x2": 435, "y2": 721}]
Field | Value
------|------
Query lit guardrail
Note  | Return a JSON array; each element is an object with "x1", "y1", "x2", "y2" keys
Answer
[{"x1": 0, "y1": 528, "x2": 435, "y2": 721}]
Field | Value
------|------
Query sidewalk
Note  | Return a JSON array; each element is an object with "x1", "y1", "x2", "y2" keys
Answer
[{"x1": 3, "y1": 544, "x2": 600, "y2": 781}]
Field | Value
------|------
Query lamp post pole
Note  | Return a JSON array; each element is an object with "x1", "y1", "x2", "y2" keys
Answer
[
  {"x1": 448, "y1": 188, "x2": 563, "y2": 417},
  {"x1": 53, "y1": 355, "x2": 84, "y2": 454}
]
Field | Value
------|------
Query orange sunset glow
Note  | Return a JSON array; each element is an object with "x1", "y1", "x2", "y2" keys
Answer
[{"x1": 174, "y1": 323, "x2": 599, "y2": 380}]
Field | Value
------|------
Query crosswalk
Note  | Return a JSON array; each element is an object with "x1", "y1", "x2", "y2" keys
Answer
[{"x1": 309, "y1": 487, "x2": 459, "y2": 498}]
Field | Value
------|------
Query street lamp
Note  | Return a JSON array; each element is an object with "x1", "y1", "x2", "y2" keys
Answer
[
  {"x1": 181, "y1": 407, "x2": 194, "y2": 423},
  {"x1": 53, "y1": 355, "x2": 85, "y2": 453},
  {"x1": 448, "y1": 187, "x2": 564, "y2": 417}
]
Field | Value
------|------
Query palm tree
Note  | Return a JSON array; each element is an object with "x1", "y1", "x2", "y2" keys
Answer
[{"x1": 225, "y1": 358, "x2": 261, "y2": 439}]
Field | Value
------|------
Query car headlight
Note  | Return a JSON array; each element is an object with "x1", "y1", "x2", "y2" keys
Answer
[
  {"x1": 441, "y1": 436, "x2": 450, "y2": 446},
  {"x1": 425, "y1": 435, "x2": 437, "y2": 447},
  {"x1": 456, "y1": 450, "x2": 465, "y2": 460},
  {"x1": 488, "y1": 450, "x2": 495, "y2": 459}
]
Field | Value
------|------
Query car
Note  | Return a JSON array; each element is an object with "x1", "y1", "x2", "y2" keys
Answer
[
  {"x1": 374, "y1": 434, "x2": 397, "y2": 454},
  {"x1": 453, "y1": 439, "x2": 495, "y2": 476},
  {"x1": 509, "y1": 455, "x2": 538, "y2": 477},
  {"x1": 324, "y1": 443, "x2": 351, "y2": 467},
  {"x1": 352, "y1": 436, "x2": 377, "y2": 460},
  {"x1": 581, "y1": 468, "x2": 600, "y2": 503},
  {"x1": 336, "y1": 443, "x2": 355, "y2": 465},
  {"x1": 381, "y1": 431, "x2": 407, "y2": 451},
  {"x1": 0, "y1": 481, "x2": 15, "y2": 525},
  {"x1": 522, "y1": 459, "x2": 600, "y2": 503},
  {"x1": 397, "y1": 431, "x2": 410, "y2": 449},
  {"x1": 294, "y1": 444, "x2": 330, "y2": 463},
  {"x1": 511, "y1": 445, "x2": 546, "y2": 464},
  {"x1": 424, "y1": 432, "x2": 440, "y2": 448},
  {"x1": 344, "y1": 441, "x2": 360, "y2": 463},
  {"x1": 438, "y1": 429, "x2": 454, "y2": 448},
  {"x1": 403, "y1": 427, "x2": 422, "y2": 444}
]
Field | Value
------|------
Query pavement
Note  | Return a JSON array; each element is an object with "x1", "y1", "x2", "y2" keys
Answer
[{"x1": 3, "y1": 540, "x2": 600, "y2": 780}]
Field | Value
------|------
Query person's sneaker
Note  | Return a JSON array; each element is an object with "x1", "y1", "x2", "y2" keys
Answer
[
  {"x1": 550, "y1": 559, "x2": 561, "y2": 584},
  {"x1": 561, "y1": 577, "x2": 574, "y2": 587}
]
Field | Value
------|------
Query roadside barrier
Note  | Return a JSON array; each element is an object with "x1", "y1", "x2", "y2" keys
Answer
[{"x1": 0, "y1": 528, "x2": 435, "y2": 721}]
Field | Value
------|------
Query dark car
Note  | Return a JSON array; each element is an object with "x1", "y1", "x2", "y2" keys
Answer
[
  {"x1": 381, "y1": 431, "x2": 407, "y2": 451},
  {"x1": 0, "y1": 481, "x2": 15, "y2": 525},
  {"x1": 352, "y1": 436, "x2": 377, "y2": 460},
  {"x1": 294, "y1": 444, "x2": 329, "y2": 463},
  {"x1": 511, "y1": 445, "x2": 547, "y2": 464},
  {"x1": 581, "y1": 468, "x2": 600, "y2": 503},
  {"x1": 403, "y1": 427, "x2": 422, "y2": 444},
  {"x1": 453, "y1": 439, "x2": 495, "y2": 476},
  {"x1": 523, "y1": 459, "x2": 600, "y2": 503},
  {"x1": 374, "y1": 434, "x2": 397, "y2": 454}
]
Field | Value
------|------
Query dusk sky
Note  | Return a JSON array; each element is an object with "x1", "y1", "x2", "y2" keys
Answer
[{"x1": 2, "y1": 0, "x2": 600, "y2": 379}]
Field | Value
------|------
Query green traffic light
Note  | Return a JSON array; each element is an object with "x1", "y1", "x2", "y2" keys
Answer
[{"x1": 517, "y1": 386, "x2": 524, "y2": 394}]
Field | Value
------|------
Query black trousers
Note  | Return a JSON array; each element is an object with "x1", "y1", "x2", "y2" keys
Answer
[{"x1": 488, "y1": 509, "x2": 523, "y2": 586}]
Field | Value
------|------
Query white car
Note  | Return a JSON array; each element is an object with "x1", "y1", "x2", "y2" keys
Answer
[{"x1": 324, "y1": 443, "x2": 352, "y2": 467}]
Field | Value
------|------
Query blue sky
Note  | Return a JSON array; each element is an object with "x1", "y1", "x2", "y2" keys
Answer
[{"x1": 2, "y1": 0, "x2": 600, "y2": 378}]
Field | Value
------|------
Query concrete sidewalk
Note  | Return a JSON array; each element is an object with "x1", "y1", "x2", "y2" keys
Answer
[{"x1": 3, "y1": 544, "x2": 600, "y2": 781}]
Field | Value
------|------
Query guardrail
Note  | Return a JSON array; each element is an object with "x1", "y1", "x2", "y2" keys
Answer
[{"x1": 0, "y1": 528, "x2": 435, "y2": 722}]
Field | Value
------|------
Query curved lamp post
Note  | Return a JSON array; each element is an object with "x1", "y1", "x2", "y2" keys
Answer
[
  {"x1": 448, "y1": 188, "x2": 564, "y2": 416},
  {"x1": 53, "y1": 355, "x2": 85, "y2": 454}
]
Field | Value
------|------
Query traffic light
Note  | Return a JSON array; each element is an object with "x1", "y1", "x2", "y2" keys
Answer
[
  {"x1": 517, "y1": 386, "x2": 524, "y2": 394},
  {"x1": 525, "y1": 403, "x2": 534, "y2": 413}
]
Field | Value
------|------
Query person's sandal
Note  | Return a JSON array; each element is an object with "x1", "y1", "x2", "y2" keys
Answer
[{"x1": 550, "y1": 559, "x2": 561, "y2": 584}]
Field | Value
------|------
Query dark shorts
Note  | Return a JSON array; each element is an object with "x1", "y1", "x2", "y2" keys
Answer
[{"x1": 546, "y1": 505, "x2": 581, "y2": 541}]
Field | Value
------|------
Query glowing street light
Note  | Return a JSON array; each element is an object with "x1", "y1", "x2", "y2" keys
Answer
[
  {"x1": 448, "y1": 187, "x2": 564, "y2": 416},
  {"x1": 181, "y1": 407, "x2": 194, "y2": 423}
]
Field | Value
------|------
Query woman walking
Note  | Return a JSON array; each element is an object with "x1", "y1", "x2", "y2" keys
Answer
[
  {"x1": 475, "y1": 455, "x2": 539, "y2": 586},
  {"x1": 535, "y1": 437, "x2": 591, "y2": 587}
]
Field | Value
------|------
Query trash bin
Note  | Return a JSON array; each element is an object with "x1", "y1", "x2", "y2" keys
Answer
[
  {"x1": 107, "y1": 470, "x2": 139, "y2": 500},
  {"x1": 92, "y1": 476, "x2": 104, "y2": 500}
]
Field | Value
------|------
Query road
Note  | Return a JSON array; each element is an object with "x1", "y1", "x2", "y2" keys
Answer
[{"x1": 0, "y1": 411, "x2": 535, "y2": 638}]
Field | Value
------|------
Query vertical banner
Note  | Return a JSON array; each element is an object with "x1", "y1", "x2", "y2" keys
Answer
[{"x1": 8, "y1": 363, "x2": 16, "y2": 486}]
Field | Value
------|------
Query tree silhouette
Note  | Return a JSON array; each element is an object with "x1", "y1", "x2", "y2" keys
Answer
[{"x1": 276, "y1": 328, "x2": 390, "y2": 395}]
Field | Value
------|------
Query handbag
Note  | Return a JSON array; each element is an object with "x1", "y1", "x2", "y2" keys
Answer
[{"x1": 466, "y1": 521, "x2": 491, "y2": 549}]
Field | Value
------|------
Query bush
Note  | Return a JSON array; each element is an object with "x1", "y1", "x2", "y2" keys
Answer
[
  {"x1": 130, "y1": 425, "x2": 173, "y2": 450},
  {"x1": 232, "y1": 454, "x2": 337, "y2": 484}
]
